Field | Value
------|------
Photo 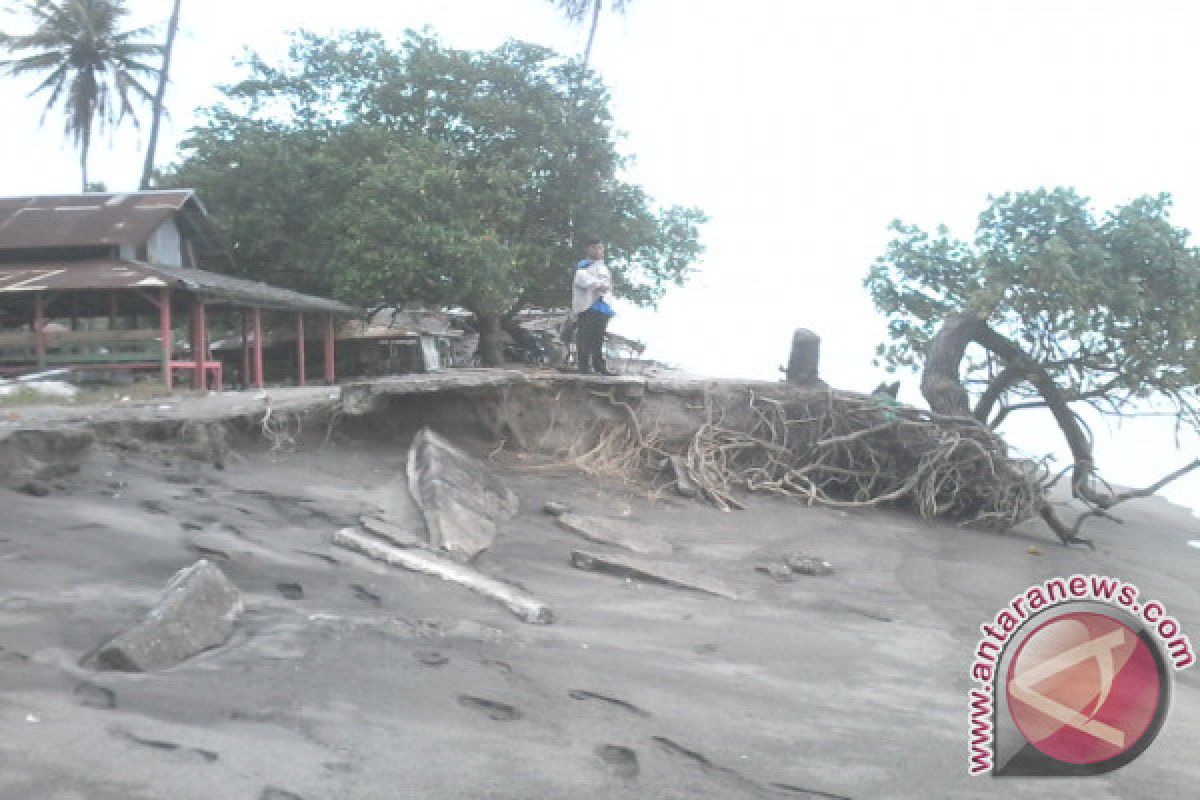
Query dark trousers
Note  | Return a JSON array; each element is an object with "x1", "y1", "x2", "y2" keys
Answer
[{"x1": 575, "y1": 309, "x2": 610, "y2": 373}]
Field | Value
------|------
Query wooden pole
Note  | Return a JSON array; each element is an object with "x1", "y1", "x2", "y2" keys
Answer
[
  {"x1": 240, "y1": 311, "x2": 250, "y2": 389},
  {"x1": 33, "y1": 293, "x2": 46, "y2": 369},
  {"x1": 323, "y1": 313, "x2": 336, "y2": 384},
  {"x1": 252, "y1": 307, "x2": 264, "y2": 389},
  {"x1": 160, "y1": 287, "x2": 172, "y2": 389},
  {"x1": 191, "y1": 299, "x2": 207, "y2": 390},
  {"x1": 296, "y1": 313, "x2": 306, "y2": 387}
]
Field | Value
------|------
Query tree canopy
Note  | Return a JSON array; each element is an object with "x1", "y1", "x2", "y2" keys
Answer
[
  {"x1": 0, "y1": 0, "x2": 161, "y2": 190},
  {"x1": 866, "y1": 187, "x2": 1200, "y2": 542},
  {"x1": 161, "y1": 30, "x2": 705, "y2": 363}
]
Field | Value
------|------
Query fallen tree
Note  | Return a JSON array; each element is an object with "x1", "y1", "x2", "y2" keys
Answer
[{"x1": 867, "y1": 188, "x2": 1200, "y2": 544}]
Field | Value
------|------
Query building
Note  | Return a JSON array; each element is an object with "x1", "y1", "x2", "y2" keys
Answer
[{"x1": 0, "y1": 191, "x2": 355, "y2": 389}]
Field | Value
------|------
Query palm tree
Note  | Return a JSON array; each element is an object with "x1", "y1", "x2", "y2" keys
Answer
[
  {"x1": 551, "y1": 0, "x2": 630, "y2": 69},
  {"x1": 140, "y1": 0, "x2": 182, "y2": 189},
  {"x1": 0, "y1": 0, "x2": 161, "y2": 191}
]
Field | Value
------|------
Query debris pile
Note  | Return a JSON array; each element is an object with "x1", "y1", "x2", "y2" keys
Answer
[{"x1": 336, "y1": 426, "x2": 552, "y2": 624}]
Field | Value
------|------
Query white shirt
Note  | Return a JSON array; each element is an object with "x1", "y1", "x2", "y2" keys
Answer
[{"x1": 572, "y1": 259, "x2": 611, "y2": 315}]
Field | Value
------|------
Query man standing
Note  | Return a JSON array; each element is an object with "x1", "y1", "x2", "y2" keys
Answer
[{"x1": 571, "y1": 238, "x2": 616, "y2": 375}]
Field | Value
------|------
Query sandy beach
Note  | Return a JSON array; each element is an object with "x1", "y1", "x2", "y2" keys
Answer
[{"x1": 0, "y1": 383, "x2": 1197, "y2": 799}]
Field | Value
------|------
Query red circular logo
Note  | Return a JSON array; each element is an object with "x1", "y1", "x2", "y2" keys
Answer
[{"x1": 1006, "y1": 611, "x2": 1162, "y2": 765}]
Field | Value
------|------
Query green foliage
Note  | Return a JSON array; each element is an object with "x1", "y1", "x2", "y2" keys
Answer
[
  {"x1": 866, "y1": 188, "x2": 1200, "y2": 409},
  {"x1": 162, "y1": 30, "x2": 704, "y2": 323},
  {"x1": 1, "y1": 0, "x2": 161, "y2": 189}
]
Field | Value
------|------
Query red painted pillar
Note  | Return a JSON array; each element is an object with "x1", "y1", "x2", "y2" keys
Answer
[
  {"x1": 159, "y1": 287, "x2": 172, "y2": 390},
  {"x1": 191, "y1": 299, "x2": 207, "y2": 390},
  {"x1": 240, "y1": 311, "x2": 250, "y2": 389},
  {"x1": 252, "y1": 307, "x2": 264, "y2": 389},
  {"x1": 323, "y1": 313, "x2": 336, "y2": 384},
  {"x1": 33, "y1": 292, "x2": 46, "y2": 369},
  {"x1": 296, "y1": 313, "x2": 306, "y2": 387}
]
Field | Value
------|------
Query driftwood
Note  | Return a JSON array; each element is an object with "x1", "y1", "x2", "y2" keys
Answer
[
  {"x1": 570, "y1": 549, "x2": 737, "y2": 599},
  {"x1": 333, "y1": 528, "x2": 553, "y2": 625}
]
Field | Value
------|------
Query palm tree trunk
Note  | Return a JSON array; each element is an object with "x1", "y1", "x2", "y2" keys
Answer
[
  {"x1": 140, "y1": 0, "x2": 183, "y2": 189},
  {"x1": 582, "y1": 0, "x2": 603, "y2": 68},
  {"x1": 80, "y1": 129, "x2": 90, "y2": 192}
]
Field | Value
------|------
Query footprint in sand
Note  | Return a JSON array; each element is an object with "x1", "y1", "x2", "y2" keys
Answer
[
  {"x1": 110, "y1": 728, "x2": 218, "y2": 764},
  {"x1": 414, "y1": 649, "x2": 449, "y2": 667},
  {"x1": 0, "y1": 647, "x2": 30, "y2": 664},
  {"x1": 75, "y1": 681, "x2": 116, "y2": 710},
  {"x1": 595, "y1": 744, "x2": 639, "y2": 779},
  {"x1": 351, "y1": 585, "x2": 382, "y2": 606},
  {"x1": 260, "y1": 789, "x2": 305, "y2": 800},
  {"x1": 457, "y1": 695, "x2": 521, "y2": 721},
  {"x1": 568, "y1": 690, "x2": 651, "y2": 718}
]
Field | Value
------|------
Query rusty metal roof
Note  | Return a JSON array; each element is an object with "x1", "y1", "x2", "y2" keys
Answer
[
  {"x1": 0, "y1": 190, "x2": 234, "y2": 269},
  {"x1": 0, "y1": 259, "x2": 355, "y2": 313},
  {"x1": 0, "y1": 191, "x2": 192, "y2": 248}
]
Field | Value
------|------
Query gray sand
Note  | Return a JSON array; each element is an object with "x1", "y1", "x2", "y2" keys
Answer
[{"x1": 1, "y1": 421, "x2": 1198, "y2": 799}]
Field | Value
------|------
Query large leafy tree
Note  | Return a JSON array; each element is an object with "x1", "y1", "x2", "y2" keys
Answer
[
  {"x1": 866, "y1": 188, "x2": 1200, "y2": 543},
  {"x1": 0, "y1": 0, "x2": 161, "y2": 190},
  {"x1": 162, "y1": 30, "x2": 705, "y2": 364}
]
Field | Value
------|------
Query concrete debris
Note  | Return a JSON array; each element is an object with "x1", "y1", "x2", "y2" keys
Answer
[
  {"x1": 84, "y1": 560, "x2": 243, "y2": 672},
  {"x1": 755, "y1": 563, "x2": 794, "y2": 582},
  {"x1": 556, "y1": 514, "x2": 673, "y2": 557},
  {"x1": 784, "y1": 554, "x2": 833, "y2": 575},
  {"x1": 542, "y1": 500, "x2": 571, "y2": 516},
  {"x1": 570, "y1": 549, "x2": 737, "y2": 599},
  {"x1": 406, "y1": 428, "x2": 518, "y2": 561},
  {"x1": 334, "y1": 527, "x2": 553, "y2": 624}
]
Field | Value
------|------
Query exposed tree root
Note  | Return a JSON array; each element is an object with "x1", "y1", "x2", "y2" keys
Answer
[
  {"x1": 675, "y1": 389, "x2": 1044, "y2": 526},
  {"x1": 555, "y1": 387, "x2": 1045, "y2": 528}
]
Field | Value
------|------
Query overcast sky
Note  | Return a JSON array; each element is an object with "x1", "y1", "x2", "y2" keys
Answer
[{"x1": 3, "y1": 0, "x2": 1200, "y2": 508}]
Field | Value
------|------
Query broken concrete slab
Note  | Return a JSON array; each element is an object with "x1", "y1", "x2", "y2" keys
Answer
[
  {"x1": 85, "y1": 560, "x2": 243, "y2": 672},
  {"x1": 570, "y1": 549, "x2": 737, "y2": 599},
  {"x1": 334, "y1": 527, "x2": 552, "y2": 624},
  {"x1": 556, "y1": 514, "x2": 673, "y2": 557},
  {"x1": 406, "y1": 428, "x2": 518, "y2": 561}
]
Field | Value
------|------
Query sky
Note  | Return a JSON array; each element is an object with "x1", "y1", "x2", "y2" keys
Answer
[{"x1": 2, "y1": 0, "x2": 1200, "y2": 510}]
